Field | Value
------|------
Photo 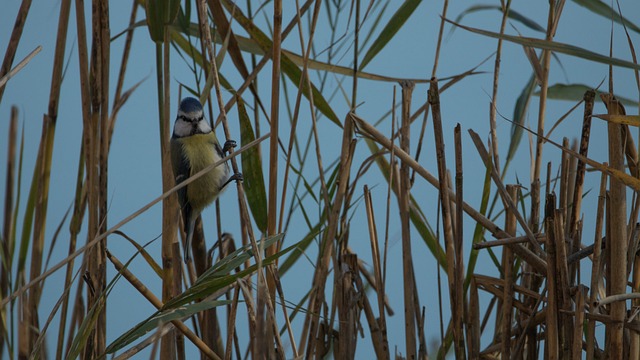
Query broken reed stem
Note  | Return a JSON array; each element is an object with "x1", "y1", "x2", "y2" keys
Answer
[
  {"x1": 364, "y1": 185, "x2": 390, "y2": 360},
  {"x1": 428, "y1": 78, "x2": 464, "y2": 359},
  {"x1": 569, "y1": 90, "x2": 595, "y2": 283},
  {"x1": 454, "y1": 123, "x2": 466, "y2": 359},
  {"x1": 399, "y1": 80, "x2": 417, "y2": 359}
]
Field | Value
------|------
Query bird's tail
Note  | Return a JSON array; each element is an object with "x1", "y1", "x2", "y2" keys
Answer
[{"x1": 184, "y1": 217, "x2": 196, "y2": 263}]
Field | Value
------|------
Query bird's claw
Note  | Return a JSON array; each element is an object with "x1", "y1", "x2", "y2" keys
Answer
[
  {"x1": 222, "y1": 140, "x2": 237, "y2": 154},
  {"x1": 220, "y1": 172, "x2": 243, "y2": 190}
]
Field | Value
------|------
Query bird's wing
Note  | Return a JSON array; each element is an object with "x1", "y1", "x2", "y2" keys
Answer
[
  {"x1": 171, "y1": 138, "x2": 192, "y2": 225},
  {"x1": 210, "y1": 134, "x2": 224, "y2": 158}
]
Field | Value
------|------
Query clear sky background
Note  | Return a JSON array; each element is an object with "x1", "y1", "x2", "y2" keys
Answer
[{"x1": 2, "y1": 1, "x2": 640, "y2": 358}]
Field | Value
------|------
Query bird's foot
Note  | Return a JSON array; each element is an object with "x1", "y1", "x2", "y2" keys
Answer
[
  {"x1": 220, "y1": 172, "x2": 243, "y2": 190},
  {"x1": 222, "y1": 140, "x2": 237, "y2": 154}
]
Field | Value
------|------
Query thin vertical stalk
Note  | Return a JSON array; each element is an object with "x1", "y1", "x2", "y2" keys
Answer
[
  {"x1": 0, "y1": 107, "x2": 18, "y2": 357},
  {"x1": 267, "y1": 0, "x2": 282, "y2": 239},
  {"x1": 265, "y1": 3, "x2": 282, "y2": 354},
  {"x1": 160, "y1": 22, "x2": 179, "y2": 360},
  {"x1": 572, "y1": 286, "x2": 587, "y2": 360},
  {"x1": 364, "y1": 185, "x2": 390, "y2": 360},
  {"x1": 586, "y1": 171, "x2": 607, "y2": 359},
  {"x1": 531, "y1": 0, "x2": 559, "y2": 235},
  {"x1": 603, "y1": 95, "x2": 627, "y2": 357},
  {"x1": 400, "y1": 81, "x2": 417, "y2": 359},
  {"x1": 544, "y1": 193, "x2": 559, "y2": 360},
  {"x1": 488, "y1": 0, "x2": 511, "y2": 176},
  {"x1": 454, "y1": 124, "x2": 465, "y2": 359},
  {"x1": 569, "y1": 90, "x2": 595, "y2": 283},
  {"x1": 83, "y1": 0, "x2": 110, "y2": 357},
  {"x1": 502, "y1": 185, "x2": 518, "y2": 359},
  {"x1": 67, "y1": 0, "x2": 91, "y2": 357}
]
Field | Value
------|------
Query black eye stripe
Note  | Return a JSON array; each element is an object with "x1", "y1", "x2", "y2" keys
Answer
[{"x1": 178, "y1": 114, "x2": 204, "y2": 123}]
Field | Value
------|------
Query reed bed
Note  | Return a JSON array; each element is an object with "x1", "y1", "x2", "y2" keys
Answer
[{"x1": 2, "y1": 1, "x2": 640, "y2": 359}]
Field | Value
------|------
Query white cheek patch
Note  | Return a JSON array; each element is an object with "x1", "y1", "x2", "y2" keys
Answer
[
  {"x1": 197, "y1": 120, "x2": 212, "y2": 134},
  {"x1": 174, "y1": 120, "x2": 193, "y2": 137}
]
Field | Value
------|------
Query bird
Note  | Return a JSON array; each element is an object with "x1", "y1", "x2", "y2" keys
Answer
[{"x1": 170, "y1": 97, "x2": 242, "y2": 264}]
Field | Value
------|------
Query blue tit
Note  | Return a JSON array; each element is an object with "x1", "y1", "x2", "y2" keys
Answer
[{"x1": 170, "y1": 97, "x2": 242, "y2": 264}]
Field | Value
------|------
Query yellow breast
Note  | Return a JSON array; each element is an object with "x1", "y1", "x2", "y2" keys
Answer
[{"x1": 177, "y1": 133, "x2": 229, "y2": 211}]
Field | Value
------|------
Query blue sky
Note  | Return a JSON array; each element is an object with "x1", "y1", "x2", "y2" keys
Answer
[{"x1": 2, "y1": 1, "x2": 640, "y2": 358}]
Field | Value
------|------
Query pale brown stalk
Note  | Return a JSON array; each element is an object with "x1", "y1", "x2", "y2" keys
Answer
[
  {"x1": 602, "y1": 94, "x2": 627, "y2": 357},
  {"x1": 501, "y1": 185, "x2": 518, "y2": 359},
  {"x1": 400, "y1": 81, "x2": 417, "y2": 359},
  {"x1": 586, "y1": 171, "x2": 607, "y2": 359},
  {"x1": 364, "y1": 185, "x2": 389, "y2": 360},
  {"x1": 568, "y1": 90, "x2": 595, "y2": 284}
]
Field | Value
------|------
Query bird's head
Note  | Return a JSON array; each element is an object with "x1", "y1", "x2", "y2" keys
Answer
[{"x1": 173, "y1": 97, "x2": 212, "y2": 137}]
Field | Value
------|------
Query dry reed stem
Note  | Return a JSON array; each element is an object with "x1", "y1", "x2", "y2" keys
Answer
[
  {"x1": 335, "y1": 254, "x2": 359, "y2": 359},
  {"x1": 105, "y1": 250, "x2": 221, "y2": 360},
  {"x1": 454, "y1": 126, "x2": 465, "y2": 329},
  {"x1": 263, "y1": 8, "x2": 283, "y2": 348},
  {"x1": 399, "y1": 81, "x2": 417, "y2": 359},
  {"x1": 0, "y1": 107, "x2": 18, "y2": 356},
  {"x1": 159, "y1": 17, "x2": 179, "y2": 360},
  {"x1": 266, "y1": 3, "x2": 282, "y2": 320},
  {"x1": 602, "y1": 94, "x2": 627, "y2": 357},
  {"x1": 572, "y1": 285, "x2": 587, "y2": 360},
  {"x1": 194, "y1": 0, "x2": 228, "y2": 355},
  {"x1": 559, "y1": 137, "x2": 570, "y2": 218},
  {"x1": 364, "y1": 185, "x2": 390, "y2": 360},
  {"x1": 586, "y1": 170, "x2": 607, "y2": 358},
  {"x1": 488, "y1": 0, "x2": 511, "y2": 176},
  {"x1": 553, "y1": 208, "x2": 572, "y2": 358},
  {"x1": 501, "y1": 185, "x2": 518, "y2": 358},
  {"x1": 568, "y1": 90, "x2": 595, "y2": 283},
  {"x1": 468, "y1": 277, "x2": 480, "y2": 358},
  {"x1": 223, "y1": 285, "x2": 240, "y2": 360},
  {"x1": 473, "y1": 233, "x2": 546, "y2": 249},
  {"x1": 473, "y1": 275, "x2": 542, "y2": 316}
]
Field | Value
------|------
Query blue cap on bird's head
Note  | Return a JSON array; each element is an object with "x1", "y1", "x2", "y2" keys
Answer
[{"x1": 179, "y1": 97, "x2": 203, "y2": 114}]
